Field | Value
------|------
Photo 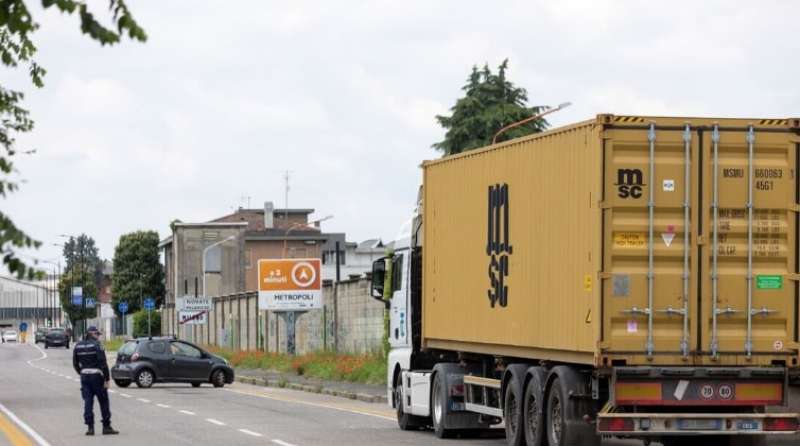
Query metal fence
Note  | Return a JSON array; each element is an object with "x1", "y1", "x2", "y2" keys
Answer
[{"x1": 162, "y1": 277, "x2": 386, "y2": 354}]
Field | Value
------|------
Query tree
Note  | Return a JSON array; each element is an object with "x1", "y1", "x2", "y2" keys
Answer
[
  {"x1": 61, "y1": 234, "x2": 102, "y2": 283},
  {"x1": 0, "y1": 1, "x2": 146, "y2": 279},
  {"x1": 433, "y1": 59, "x2": 549, "y2": 156},
  {"x1": 132, "y1": 310, "x2": 160, "y2": 338},
  {"x1": 111, "y1": 230, "x2": 164, "y2": 316},
  {"x1": 58, "y1": 267, "x2": 98, "y2": 330}
]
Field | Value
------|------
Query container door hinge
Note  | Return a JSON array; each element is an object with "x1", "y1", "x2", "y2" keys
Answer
[
  {"x1": 697, "y1": 235, "x2": 707, "y2": 246},
  {"x1": 598, "y1": 272, "x2": 612, "y2": 280},
  {"x1": 786, "y1": 274, "x2": 800, "y2": 282}
]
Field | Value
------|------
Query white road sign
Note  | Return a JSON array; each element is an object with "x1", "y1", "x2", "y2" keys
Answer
[
  {"x1": 177, "y1": 296, "x2": 212, "y2": 312},
  {"x1": 178, "y1": 310, "x2": 207, "y2": 325}
]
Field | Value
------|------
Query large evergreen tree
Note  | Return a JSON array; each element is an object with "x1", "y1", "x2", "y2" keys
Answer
[
  {"x1": 433, "y1": 59, "x2": 548, "y2": 156},
  {"x1": 111, "y1": 230, "x2": 164, "y2": 315},
  {"x1": 0, "y1": 1, "x2": 146, "y2": 279},
  {"x1": 61, "y1": 234, "x2": 102, "y2": 280}
]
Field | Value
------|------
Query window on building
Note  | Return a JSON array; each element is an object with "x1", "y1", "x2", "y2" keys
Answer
[
  {"x1": 322, "y1": 250, "x2": 345, "y2": 265},
  {"x1": 245, "y1": 249, "x2": 252, "y2": 269}
]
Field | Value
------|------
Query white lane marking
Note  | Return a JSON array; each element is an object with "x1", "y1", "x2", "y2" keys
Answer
[
  {"x1": 156, "y1": 404, "x2": 170, "y2": 409},
  {"x1": 0, "y1": 401, "x2": 53, "y2": 446},
  {"x1": 239, "y1": 429, "x2": 263, "y2": 437},
  {"x1": 272, "y1": 440, "x2": 296, "y2": 446},
  {"x1": 179, "y1": 410, "x2": 196, "y2": 416},
  {"x1": 224, "y1": 387, "x2": 395, "y2": 421},
  {"x1": 120, "y1": 393, "x2": 132, "y2": 398},
  {"x1": 137, "y1": 398, "x2": 151, "y2": 403},
  {"x1": 26, "y1": 343, "x2": 47, "y2": 366},
  {"x1": 205, "y1": 418, "x2": 226, "y2": 426}
]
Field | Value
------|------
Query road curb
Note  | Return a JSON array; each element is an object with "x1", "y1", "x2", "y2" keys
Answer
[{"x1": 234, "y1": 375, "x2": 387, "y2": 404}]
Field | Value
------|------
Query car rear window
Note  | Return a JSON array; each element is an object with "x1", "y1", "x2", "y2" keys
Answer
[
  {"x1": 50, "y1": 328, "x2": 64, "y2": 334},
  {"x1": 119, "y1": 341, "x2": 138, "y2": 356}
]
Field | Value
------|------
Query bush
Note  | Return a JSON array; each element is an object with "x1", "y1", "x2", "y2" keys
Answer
[
  {"x1": 202, "y1": 346, "x2": 387, "y2": 385},
  {"x1": 132, "y1": 310, "x2": 161, "y2": 338}
]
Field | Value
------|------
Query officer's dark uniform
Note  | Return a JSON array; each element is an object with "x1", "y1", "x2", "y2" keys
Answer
[{"x1": 72, "y1": 327, "x2": 118, "y2": 435}]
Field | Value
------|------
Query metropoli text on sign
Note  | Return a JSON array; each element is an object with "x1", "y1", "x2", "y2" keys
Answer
[{"x1": 257, "y1": 258, "x2": 322, "y2": 311}]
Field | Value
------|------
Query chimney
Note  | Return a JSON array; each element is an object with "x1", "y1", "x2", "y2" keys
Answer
[{"x1": 264, "y1": 201, "x2": 274, "y2": 229}]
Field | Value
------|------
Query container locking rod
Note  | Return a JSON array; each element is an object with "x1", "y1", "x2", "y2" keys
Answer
[
  {"x1": 745, "y1": 125, "x2": 755, "y2": 358},
  {"x1": 710, "y1": 124, "x2": 721, "y2": 359},
  {"x1": 646, "y1": 123, "x2": 656, "y2": 357},
  {"x1": 681, "y1": 124, "x2": 691, "y2": 358}
]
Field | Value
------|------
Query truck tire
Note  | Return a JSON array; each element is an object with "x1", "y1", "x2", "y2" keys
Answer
[
  {"x1": 431, "y1": 371, "x2": 454, "y2": 438},
  {"x1": 523, "y1": 367, "x2": 546, "y2": 446},
  {"x1": 545, "y1": 367, "x2": 599, "y2": 446},
  {"x1": 503, "y1": 364, "x2": 527, "y2": 446},
  {"x1": 395, "y1": 382, "x2": 425, "y2": 430}
]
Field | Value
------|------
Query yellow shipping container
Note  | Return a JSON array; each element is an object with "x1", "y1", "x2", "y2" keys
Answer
[{"x1": 422, "y1": 114, "x2": 800, "y2": 368}]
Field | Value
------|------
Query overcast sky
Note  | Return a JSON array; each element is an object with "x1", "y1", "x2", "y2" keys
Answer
[{"x1": 6, "y1": 0, "x2": 799, "y2": 268}]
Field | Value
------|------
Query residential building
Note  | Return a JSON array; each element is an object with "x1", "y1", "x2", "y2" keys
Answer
[{"x1": 320, "y1": 235, "x2": 385, "y2": 281}]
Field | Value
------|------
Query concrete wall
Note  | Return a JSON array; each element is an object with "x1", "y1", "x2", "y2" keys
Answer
[{"x1": 178, "y1": 278, "x2": 385, "y2": 355}]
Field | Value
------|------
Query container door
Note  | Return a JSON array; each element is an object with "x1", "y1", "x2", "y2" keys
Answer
[
  {"x1": 602, "y1": 125, "x2": 700, "y2": 357},
  {"x1": 699, "y1": 126, "x2": 797, "y2": 359}
]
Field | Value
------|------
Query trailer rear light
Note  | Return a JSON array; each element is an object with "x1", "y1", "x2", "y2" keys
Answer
[
  {"x1": 764, "y1": 417, "x2": 799, "y2": 432},
  {"x1": 598, "y1": 417, "x2": 634, "y2": 432},
  {"x1": 449, "y1": 383, "x2": 464, "y2": 397}
]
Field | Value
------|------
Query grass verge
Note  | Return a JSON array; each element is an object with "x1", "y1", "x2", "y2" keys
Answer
[
  {"x1": 204, "y1": 347, "x2": 386, "y2": 385},
  {"x1": 102, "y1": 338, "x2": 125, "y2": 352}
]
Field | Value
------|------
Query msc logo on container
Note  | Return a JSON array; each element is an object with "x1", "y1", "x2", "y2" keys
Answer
[
  {"x1": 616, "y1": 168, "x2": 645, "y2": 199},
  {"x1": 487, "y1": 183, "x2": 512, "y2": 308}
]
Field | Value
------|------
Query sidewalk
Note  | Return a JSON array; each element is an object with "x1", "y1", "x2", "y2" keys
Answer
[{"x1": 234, "y1": 368, "x2": 388, "y2": 404}]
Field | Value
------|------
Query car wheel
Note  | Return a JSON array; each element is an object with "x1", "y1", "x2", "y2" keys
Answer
[
  {"x1": 211, "y1": 370, "x2": 226, "y2": 388},
  {"x1": 192, "y1": 382, "x2": 201, "y2": 388},
  {"x1": 114, "y1": 380, "x2": 131, "y2": 388},
  {"x1": 135, "y1": 369, "x2": 155, "y2": 388}
]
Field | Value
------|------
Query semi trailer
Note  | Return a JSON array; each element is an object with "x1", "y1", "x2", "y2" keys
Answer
[{"x1": 371, "y1": 114, "x2": 800, "y2": 446}]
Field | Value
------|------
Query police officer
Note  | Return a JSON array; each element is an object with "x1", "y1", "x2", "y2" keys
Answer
[{"x1": 72, "y1": 326, "x2": 119, "y2": 436}]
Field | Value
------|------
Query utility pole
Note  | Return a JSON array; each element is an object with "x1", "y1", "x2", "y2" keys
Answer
[{"x1": 333, "y1": 241, "x2": 341, "y2": 353}]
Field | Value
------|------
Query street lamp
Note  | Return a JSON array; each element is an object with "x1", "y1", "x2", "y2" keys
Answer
[
  {"x1": 39, "y1": 258, "x2": 61, "y2": 328},
  {"x1": 492, "y1": 102, "x2": 572, "y2": 144},
  {"x1": 202, "y1": 235, "x2": 236, "y2": 299},
  {"x1": 282, "y1": 215, "x2": 333, "y2": 258}
]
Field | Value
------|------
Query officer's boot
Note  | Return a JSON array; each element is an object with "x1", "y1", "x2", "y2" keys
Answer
[
  {"x1": 102, "y1": 425, "x2": 119, "y2": 435},
  {"x1": 85, "y1": 426, "x2": 94, "y2": 436}
]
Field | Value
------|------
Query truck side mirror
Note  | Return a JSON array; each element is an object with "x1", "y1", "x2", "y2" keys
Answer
[{"x1": 371, "y1": 258, "x2": 386, "y2": 300}]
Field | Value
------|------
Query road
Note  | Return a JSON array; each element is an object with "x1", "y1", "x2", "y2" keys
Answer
[{"x1": 0, "y1": 342, "x2": 797, "y2": 446}]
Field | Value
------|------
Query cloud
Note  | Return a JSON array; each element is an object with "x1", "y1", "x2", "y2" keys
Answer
[{"x1": 4, "y1": 0, "x2": 799, "y2": 268}]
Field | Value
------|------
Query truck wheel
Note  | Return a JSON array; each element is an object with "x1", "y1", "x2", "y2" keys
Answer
[
  {"x1": 523, "y1": 367, "x2": 546, "y2": 446},
  {"x1": 395, "y1": 383, "x2": 424, "y2": 430},
  {"x1": 503, "y1": 365, "x2": 527, "y2": 446},
  {"x1": 431, "y1": 372, "x2": 454, "y2": 438}
]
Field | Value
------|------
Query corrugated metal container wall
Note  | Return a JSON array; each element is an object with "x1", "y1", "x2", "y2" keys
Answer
[
  {"x1": 422, "y1": 120, "x2": 602, "y2": 365},
  {"x1": 422, "y1": 114, "x2": 800, "y2": 368}
]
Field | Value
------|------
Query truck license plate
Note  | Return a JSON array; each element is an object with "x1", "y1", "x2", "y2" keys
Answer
[
  {"x1": 678, "y1": 419, "x2": 722, "y2": 430},
  {"x1": 449, "y1": 402, "x2": 465, "y2": 411},
  {"x1": 737, "y1": 420, "x2": 759, "y2": 430}
]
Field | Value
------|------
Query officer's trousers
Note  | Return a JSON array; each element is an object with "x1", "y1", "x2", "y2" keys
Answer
[{"x1": 80, "y1": 374, "x2": 111, "y2": 427}]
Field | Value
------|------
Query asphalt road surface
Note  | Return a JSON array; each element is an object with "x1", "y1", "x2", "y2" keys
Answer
[{"x1": 0, "y1": 342, "x2": 797, "y2": 446}]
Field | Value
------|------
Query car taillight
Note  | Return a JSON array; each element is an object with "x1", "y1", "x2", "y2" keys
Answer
[
  {"x1": 130, "y1": 353, "x2": 140, "y2": 362},
  {"x1": 598, "y1": 417, "x2": 635, "y2": 432},
  {"x1": 764, "y1": 417, "x2": 799, "y2": 432}
]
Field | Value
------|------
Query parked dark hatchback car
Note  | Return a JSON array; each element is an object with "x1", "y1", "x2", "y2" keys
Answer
[
  {"x1": 44, "y1": 327, "x2": 70, "y2": 349},
  {"x1": 111, "y1": 337, "x2": 234, "y2": 389}
]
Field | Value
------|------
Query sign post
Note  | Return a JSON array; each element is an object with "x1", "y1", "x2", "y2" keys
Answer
[
  {"x1": 143, "y1": 297, "x2": 155, "y2": 337},
  {"x1": 257, "y1": 259, "x2": 322, "y2": 355},
  {"x1": 118, "y1": 302, "x2": 128, "y2": 336}
]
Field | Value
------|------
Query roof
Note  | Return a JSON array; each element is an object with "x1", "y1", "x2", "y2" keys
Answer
[
  {"x1": 245, "y1": 228, "x2": 329, "y2": 241},
  {"x1": 211, "y1": 208, "x2": 315, "y2": 223}
]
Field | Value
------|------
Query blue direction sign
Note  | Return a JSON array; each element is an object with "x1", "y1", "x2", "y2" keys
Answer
[
  {"x1": 71, "y1": 286, "x2": 83, "y2": 306},
  {"x1": 118, "y1": 302, "x2": 128, "y2": 314},
  {"x1": 19, "y1": 322, "x2": 27, "y2": 332},
  {"x1": 86, "y1": 298, "x2": 96, "y2": 308},
  {"x1": 143, "y1": 297, "x2": 155, "y2": 311}
]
